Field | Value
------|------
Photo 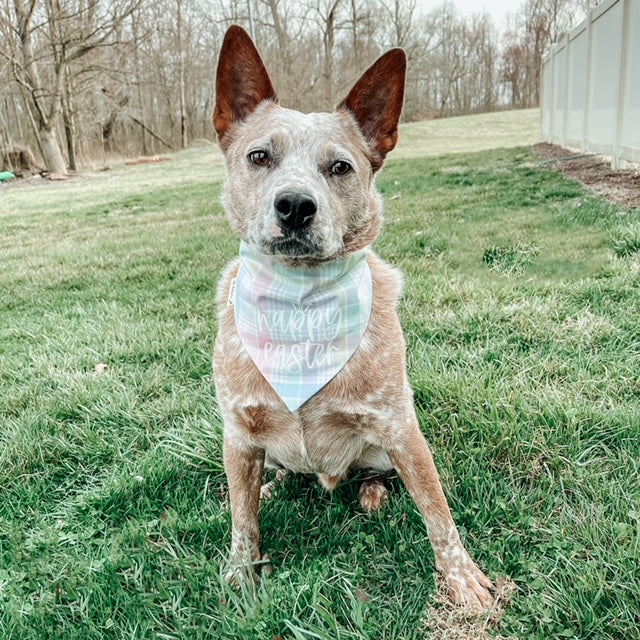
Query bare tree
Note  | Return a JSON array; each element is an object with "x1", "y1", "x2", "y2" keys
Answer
[
  {"x1": 500, "y1": 0, "x2": 588, "y2": 108},
  {"x1": 378, "y1": 0, "x2": 417, "y2": 48},
  {"x1": 1, "y1": 0, "x2": 139, "y2": 173},
  {"x1": 313, "y1": 0, "x2": 345, "y2": 109},
  {"x1": 177, "y1": 0, "x2": 187, "y2": 148}
]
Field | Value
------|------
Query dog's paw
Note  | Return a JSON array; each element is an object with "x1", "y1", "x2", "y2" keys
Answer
[
  {"x1": 359, "y1": 477, "x2": 388, "y2": 512},
  {"x1": 260, "y1": 469, "x2": 289, "y2": 500},
  {"x1": 441, "y1": 556, "x2": 494, "y2": 611},
  {"x1": 225, "y1": 553, "x2": 272, "y2": 586},
  {"x1": 225, "y1": 563, "x2": 259, "y2": 586}
]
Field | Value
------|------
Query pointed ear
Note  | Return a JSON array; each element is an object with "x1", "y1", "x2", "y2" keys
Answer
[
  {"x1": 338, "y1": 49, "x2": 406, "y2": 171},
  {"x1": 213, "y1": 25, "x2": 278, "y2": 149}
]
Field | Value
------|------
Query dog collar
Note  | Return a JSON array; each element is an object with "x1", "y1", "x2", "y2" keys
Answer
[{"x1": 232, "y1": 241, "x2": 372, "y2": 411}]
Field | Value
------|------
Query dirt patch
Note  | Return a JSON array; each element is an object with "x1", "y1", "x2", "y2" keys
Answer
[
  {"x1": 533, "y1": 143, "x2": 640, "y2": 210},
  {"x1": 124, "y1": 155, "x2": 171, "y2": 166},
  {"x1": 422, "y1": 576, "x2": 518, "y2": 640}
]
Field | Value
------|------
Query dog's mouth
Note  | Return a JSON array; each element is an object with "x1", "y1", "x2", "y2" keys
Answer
[{"x1": 260, "y1": 234, "x2": 327, "y2": 260}]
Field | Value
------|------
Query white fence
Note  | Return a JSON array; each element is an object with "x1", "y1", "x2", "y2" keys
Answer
[{"x1": 540, "y1": 0, "x2": 640, "y2": 168}]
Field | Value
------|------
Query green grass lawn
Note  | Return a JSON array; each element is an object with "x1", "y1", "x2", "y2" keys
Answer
[
  {"x1": 1, "y1": 117, "x2": 639, "y2": 639},
  {"x1": 395, "y1": 108, "x2": 540, "y2": 159}
]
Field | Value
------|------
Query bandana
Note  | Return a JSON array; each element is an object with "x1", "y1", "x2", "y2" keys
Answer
[{"x1": 231, "y1": 241, "x2": 372, "y2": 411}]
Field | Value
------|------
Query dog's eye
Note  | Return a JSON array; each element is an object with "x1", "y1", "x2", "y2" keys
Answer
[
  {"x1": 248, "y1": 150, "x2": 271, "y2": 167},
  {"x1": 330, "y1": 161, "x2": 352, "y2": 176}
]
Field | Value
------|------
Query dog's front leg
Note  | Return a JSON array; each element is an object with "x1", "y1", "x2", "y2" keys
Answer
[
  {"x1": 223, "y1": 435, "x2": 265, "y2": 580},
  {"x1": 388, "y1": 419, "x2": 494, "y2": 609}
]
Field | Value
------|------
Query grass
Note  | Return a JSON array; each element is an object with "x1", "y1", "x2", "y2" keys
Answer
[
  {"x1": 1, "y1": 113, "x2": 639, "y2": 639},
  {"x1": 395, "y1": 108, "x2": 540, "y2": 159}
]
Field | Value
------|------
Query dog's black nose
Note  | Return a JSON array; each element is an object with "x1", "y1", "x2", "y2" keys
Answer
[{"x1": 275, "y1": 192, "x2": 317, "y2": 229}]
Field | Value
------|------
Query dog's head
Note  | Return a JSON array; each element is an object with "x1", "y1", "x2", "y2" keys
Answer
[{"x1": 214, "y1": 25, "x2": 406, "y2": 262}]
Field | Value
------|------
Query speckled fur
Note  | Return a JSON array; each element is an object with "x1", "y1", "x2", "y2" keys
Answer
[{"x1": 213, "y1": 25, "x2": 493, "y2": 609}]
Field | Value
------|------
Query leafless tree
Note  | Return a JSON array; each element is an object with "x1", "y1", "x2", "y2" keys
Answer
[
  {"x1": 1, "y1": 0, "x2": 139, "y2": 173},
  {"x1": 500, "y1": 0, "x2": 588, "y2": 108}
]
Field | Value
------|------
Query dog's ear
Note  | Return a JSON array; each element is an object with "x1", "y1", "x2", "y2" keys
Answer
[
  {"x1": 214, "y1": 25, "x2": 278, "y2": 149},
  {"x1": 338, "y1": 49, "x2": 406, "y2": 171}
]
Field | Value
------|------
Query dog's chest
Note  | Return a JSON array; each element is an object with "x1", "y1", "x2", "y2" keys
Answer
[{"x1": 240, "y1": 404, "x2": 391, "y2": 475}]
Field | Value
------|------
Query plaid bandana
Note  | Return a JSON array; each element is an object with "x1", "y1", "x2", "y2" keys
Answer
[{"x1": 232, "y1": 241, "x2": 372, "y2": 411}]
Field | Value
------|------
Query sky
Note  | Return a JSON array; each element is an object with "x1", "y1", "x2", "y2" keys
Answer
[{"x1": 416, "y1": 0, "x2": 522, "y2": 30}]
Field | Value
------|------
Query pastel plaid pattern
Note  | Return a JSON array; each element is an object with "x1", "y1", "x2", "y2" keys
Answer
[{"x1": 233, "y1": 241, "x2": 372, "y2": 411}]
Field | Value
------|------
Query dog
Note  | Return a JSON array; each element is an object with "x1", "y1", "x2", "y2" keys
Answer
[{"x1": 212, "y1": 25, "x2": 493, "y2": 609}]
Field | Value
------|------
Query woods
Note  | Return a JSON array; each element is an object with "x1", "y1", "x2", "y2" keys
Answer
[{"x1": 0, "y1": 0, "x2": 592, "y2": 174}]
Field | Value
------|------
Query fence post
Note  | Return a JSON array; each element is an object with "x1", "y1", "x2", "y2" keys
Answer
[
  {"x1": 540, "y1": 59, "x2": 545, "y2": 140},
  {"x1": 561, "y1": 34, "x2": 571, "y2": 148},
  {"x1": 581, "y1": 6, "x2": 594, "y2": 153},
  {"x1": 541, "y1": 54, "x2": 553, "y2": 142},
  {"x1": 613, "y1": 0, "x2": 631, "y2": 169},
  {"x1": 548, "y1": 44, "x2": 556, "y2": 144}
]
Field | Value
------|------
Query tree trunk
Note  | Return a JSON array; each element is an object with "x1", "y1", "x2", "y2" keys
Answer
[
  {"x1": 62, "y1": 64, "x2": 77, "y2": 170},
  {"x1": 13, "y1": 0, "x2": 68, "y2": 174},
  {"x1": 266, "y1": 0, "x2": 290, "y2": 66},
  {"x1": 40, "y1": 127, "x2": 67, "y2": 174},
  {"x1": 130, "y1": 8, "x2": 149, "y2": 155},
  {"x1": 322, "y1": 0, "x2": 342, "y2": 110},
  {"x1": 177, "y1": 0, "x2": 187, "y2": 149}
]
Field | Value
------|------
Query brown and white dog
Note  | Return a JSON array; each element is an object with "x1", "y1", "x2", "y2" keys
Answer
[{"x1": 213, "y1": 25, "x2": 493, "y2": 609}]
